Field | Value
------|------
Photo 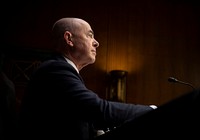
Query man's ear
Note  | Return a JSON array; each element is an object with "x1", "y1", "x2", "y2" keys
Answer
[{"x1": 64, "y1": 31, "x2": 73, "y2": 46}]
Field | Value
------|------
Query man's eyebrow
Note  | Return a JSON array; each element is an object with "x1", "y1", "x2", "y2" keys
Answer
[{"x1": 89, "y1": 30, "x2": 94, "y2": 35}]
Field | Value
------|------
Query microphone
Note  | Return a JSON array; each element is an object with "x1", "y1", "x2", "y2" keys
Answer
[{"x1": 168, "y1": 77, "x2": 195, "y2": 90}]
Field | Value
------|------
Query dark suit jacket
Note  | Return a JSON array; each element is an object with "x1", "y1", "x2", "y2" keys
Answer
[{"x1": 18, "y1": 54, "x2": 153, "y2": 140}]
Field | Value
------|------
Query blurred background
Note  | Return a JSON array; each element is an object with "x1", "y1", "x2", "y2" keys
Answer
[{"x1": 1, "y1": 0, "x2": 200, "y2": 111}]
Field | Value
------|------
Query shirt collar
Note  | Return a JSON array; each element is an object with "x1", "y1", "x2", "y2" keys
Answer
[{"x1": 63, "y1": 56, "x2": 79, "y2": 73}]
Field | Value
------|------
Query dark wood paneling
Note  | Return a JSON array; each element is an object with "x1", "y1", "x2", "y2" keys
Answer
[{"x1": 3, "y1": 0, "x2": 200, "y2": 107}]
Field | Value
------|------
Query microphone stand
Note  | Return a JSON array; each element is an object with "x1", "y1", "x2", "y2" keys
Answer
[{"x1": 168, "y1": 77, "x2": 195, "y2": 90}]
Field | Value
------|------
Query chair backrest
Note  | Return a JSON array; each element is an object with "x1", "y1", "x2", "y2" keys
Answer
[{"x1": 0, "y1": 71, "x2": 18, "y2": 140}]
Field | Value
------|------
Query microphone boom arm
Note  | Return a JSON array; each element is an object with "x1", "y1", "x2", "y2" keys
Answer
[{"x1": 168, "y1": 77, "x2": 195, "y2": 90}]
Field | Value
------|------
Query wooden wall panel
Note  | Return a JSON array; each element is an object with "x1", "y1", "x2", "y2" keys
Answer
[{"x1": 3, "y1": 0, "x2": 200, "y2": 107}]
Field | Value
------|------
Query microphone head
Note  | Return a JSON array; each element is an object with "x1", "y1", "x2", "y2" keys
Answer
[{"x1": 168, "y1": 77, "x2": 178, "y2": 83}]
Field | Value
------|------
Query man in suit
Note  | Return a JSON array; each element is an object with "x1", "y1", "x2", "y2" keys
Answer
[{"x1": 18, "y1": 17, "x2": 156, "y2": 140}]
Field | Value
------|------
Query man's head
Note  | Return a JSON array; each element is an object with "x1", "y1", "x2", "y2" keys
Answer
[{"x1": 52, "y1": 17, "x2": 99, "y2": 71}]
